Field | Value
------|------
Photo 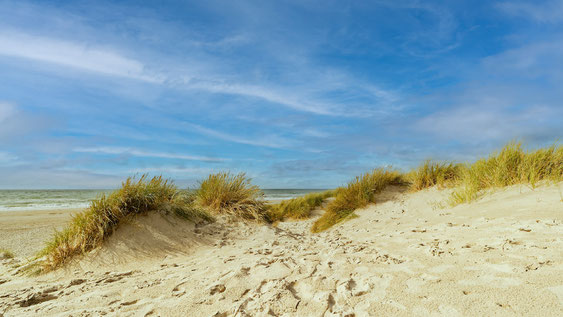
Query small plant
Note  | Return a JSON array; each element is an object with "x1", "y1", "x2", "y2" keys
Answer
[
  {"x1": 408, "y1": 160, "x2": 462, "y2": 191},
  {"x1": 39, "y1": 175, "x2": 212, "y2": 271},
  {"x1": 0, "y1": 248, "x2": 15, "y2": 259},
  {"x1": 311, "y1": 168, "x2": 403, "y2": 232},
  {"x1": 266, "y1": 190, "x2": 335, "y2": 223},
  {"x1": 450, "y1": 142, "x2": 562, "y2": 205},
  {"x1": 195, "y1": 172, "x2": 268, "y2": 221}
]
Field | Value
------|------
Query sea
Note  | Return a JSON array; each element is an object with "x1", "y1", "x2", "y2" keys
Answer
[{"x1": 0, "y1": 189, "x2": 327, "y2": 212}]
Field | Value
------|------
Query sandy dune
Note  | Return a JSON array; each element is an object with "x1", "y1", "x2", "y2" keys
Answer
[{"x1": 1, "y1": 183, "x2": 562, "y2": 316}]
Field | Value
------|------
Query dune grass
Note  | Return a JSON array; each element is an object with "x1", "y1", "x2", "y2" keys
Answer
[
  {"x1": 266, "y1": 190, "x2": 335, "y2": 223},
  {"x1": 0, "y1": 248, "x2": 15, "y2": 259},
  {"x1": 311, "y1": 168, "x2": 404, "y2": 232},
  {"x1": 195, "y1": 172, "x2": 269, "y2": 222},
  {"x1": 33, "y1": 142, "x2": 562, "y2": 269},
  {"x1": 408, "y1": 160, "x2": 462, "y2": 191},
  {"x1": 39, "y1": 175, "x2": 213, "y2": 272},
  {"x1": 450, "y1": 142, "x2": 562, "y2": 204}
]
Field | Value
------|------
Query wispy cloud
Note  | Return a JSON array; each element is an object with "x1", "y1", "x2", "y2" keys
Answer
[
  {"x1": 0, "y1": 151, "x2": 19, "y2": 166},
  {"x1": 0, "y1": 30, "x2": 396, "y2": 118},
  {"x1": 74, "y1": 147, "x2": 227, "y2": 162},
  {"x1": 0, "y1": 102, "x2": 53, "y2": 142},
  {"x1": 0, "y1": 0, "x2": 561, "y2": 189},
  {"x1": 482, "y1": 40, "x2": 563, "y2": 80},
  {"x1": 497, "y1": 0, "x2": 563, "y2": 23},
  {"x1": 0, "y1": 30, "x2": 161, "y2": 82},
  {"x1": 184, "y1": 123, "x2": 297, "y2": 149},
  {"x1": 186, "y1": 81, "x2": 341, "y2": 116},
  {"x1": 128, "y1": 166, "x2": 216, "y2": 175},
  {"x1": 415, "y1": 104, "x2": 555, "y2": 142}
]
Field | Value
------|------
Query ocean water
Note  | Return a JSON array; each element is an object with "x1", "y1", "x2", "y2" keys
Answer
[{"x1": 0, "y1": 189, "x2": 327, "y2": 212}]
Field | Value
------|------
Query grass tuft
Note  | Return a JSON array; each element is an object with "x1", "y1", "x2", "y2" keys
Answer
[
  {"x1": 266, "y1": 190, "x2": 335, "y2": 223},
  {"x1": 195, "y1": 172, "x2": 268, "y2": 221},
  {"x1": 0, "y1": 248, "x2": 15, "y2": 259},
  {"x1": 311, "y1": 168, "x2": 404, "y2": 232},
  {"x1": 39, "y1": 175, "x2": 212, "y2": 272},
  {"x1": 450, "y1": 142, "x2": 562, "y2": 204},
  {"x1": 408, "y1": 160, "x2": 462, "y2": 191}
]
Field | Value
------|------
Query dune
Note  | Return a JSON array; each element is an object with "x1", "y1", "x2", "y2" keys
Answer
[{"x1": 1, "y1": 182, "x2": 562, "y2": 316}]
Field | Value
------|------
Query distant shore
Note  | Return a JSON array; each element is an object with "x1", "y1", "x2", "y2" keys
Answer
[{"x1": 0, "y1": 189, "x2": 326, "y2": 212}]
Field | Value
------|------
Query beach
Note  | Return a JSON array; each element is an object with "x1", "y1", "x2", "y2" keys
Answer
[
  {"x1": 1, "y1": 182, "x2": 562, "y2": 316},
  {"x1": 2, "y1": 1, "x2": 562, "y2": 315},
  {"x1": 0, "y1": 208, "x2": 78, "y2": 259}
]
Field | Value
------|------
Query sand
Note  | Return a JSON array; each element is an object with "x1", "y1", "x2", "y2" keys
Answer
[
  {"x1": 1, "y1": 183, "x2": 562, "y2": 316},
  {"x1": 0, "y1": 208, "x2": 79, "y2": 259}
]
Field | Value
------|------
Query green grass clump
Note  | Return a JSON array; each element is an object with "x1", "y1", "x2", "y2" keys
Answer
[
  {"x1": 195, "y1": 172, "x2": 268, "y2": 221},
  {"x1": 408, "y1": 160, "x2": 462, "y2": 191},
  {"x1": 451, "y1": 142, "x2": 562, "y2": 204},
  {"x1": 311, "y1": 168, "x2": 404, "y2": 232},
  {"x1": 39, "y1": 175, "x2": 212, "y2": 272},
  {"x1": 0, "y1": 248, "x2": 15, "y2": 259},
  {"x1": 266, "y1": 190, "x2": 335, "y2": 223}
]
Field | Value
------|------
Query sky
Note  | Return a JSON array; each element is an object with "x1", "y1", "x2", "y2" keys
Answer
[{"x1": 0, "y1": 0, "x2": 562, "y2": 189}]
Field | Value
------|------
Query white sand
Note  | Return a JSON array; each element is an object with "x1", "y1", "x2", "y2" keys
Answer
[{"x1": 1, "y1": 183, "x2": 562, "y2": 316}]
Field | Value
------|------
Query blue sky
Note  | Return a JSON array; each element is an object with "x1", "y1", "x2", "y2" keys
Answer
[{"x1": 0, "y1": 0, "x2": 561, "y2": 189}]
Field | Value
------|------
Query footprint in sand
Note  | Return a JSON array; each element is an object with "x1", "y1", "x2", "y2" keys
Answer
[
  {"x1": 16, "y1": 286, "x2": 60, "y2": 307},
  {"x1": 172, "y1": 281, "x2": 189, "y2": 297},
  {"x1": 209, "y1": 283, "x2": 226, "y2": 295}
]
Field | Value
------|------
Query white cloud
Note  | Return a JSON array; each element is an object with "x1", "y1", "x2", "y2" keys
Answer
[
  {"x1": 0, "y1": 30, "x2": 161, "y2": 82},
  {"x1": 187, "y1": 81, "x2": 340, "y2": 116},
  {"x1": 0, "y1": 31, "x2": 396, "y2": 117},
  {"x1": 0, "y1": 151, "x2": 19, "y2": 166},
  {"x1": 0, "y1": 102, "x2": 53, "y2": 142},
  {"x1": 184, "y1": 123, "x2": 296, "y2": 149},
  {"x1": 73, "y1": 147, "x2": 227, "y2": 162},
  {"x1": 415, "y1": 103, "x2": 559, "y2": 143},
  {"x1": 481, "y1": 40, "x2": 563, "y2": 80},
  {"x1": 129, "y1": 166, "x2": 216, "y2": 175}
]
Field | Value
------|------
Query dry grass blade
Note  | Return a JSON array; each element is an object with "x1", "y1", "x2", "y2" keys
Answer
[
  {"x1": 311, "y1": 168, "x2": 404, "y2": 232},
  {"x1": 408, "y1": 160, "x2": 462, "y2": 191},
  {"x1": 195, "y1": 172, "x2": 268, "y2": 221},
  {"x1": 450, "y1": 142, "x2": 562, "y2": 205},
  {"x1": 0, "y1": 248, "x2": 15, "y2": 259},
  {"x1": 38, "y1": 175, "x2": 213, "y2": 272},
  {"x1": 266, "y1": 190, "x2": 335, "y2": 223}
]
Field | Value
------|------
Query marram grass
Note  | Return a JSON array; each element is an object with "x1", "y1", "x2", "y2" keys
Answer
[
  {"x1": 450, "y1": 142, "x2": 562, "y2": 205},
  {"x1": 266, "y1": 190, "x2": 335, "y2": 223},
  {"x1": 0, "y1": 248, "x2": 15, "y2": 259},
  {"x1": 195, "y1": 172, "x2": 269, "y2": 222},
  {"x1": 310, "y1": 142, "x2": 561, "y2": 232},
  {"x1": 39, "y1": 175, "x2": 213, "y2": 272},
  {"x1": 311, "y1": 168, "x2": 404, "y2": 232},
  {"x1": 408, "y1": 160, "x2": 462, "y2": 191},
  {"x1": 34, "y1": 142, "x2": 562, "y2": 268}
]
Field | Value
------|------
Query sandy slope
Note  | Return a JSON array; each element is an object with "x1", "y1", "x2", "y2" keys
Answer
[{"x1": 1, "y1": 183, "x2": 562, "y2": 316}]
